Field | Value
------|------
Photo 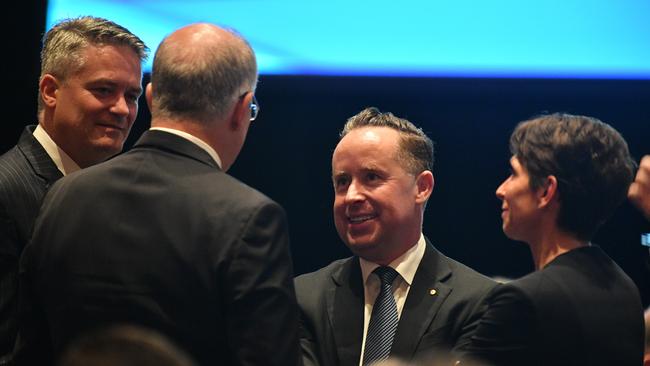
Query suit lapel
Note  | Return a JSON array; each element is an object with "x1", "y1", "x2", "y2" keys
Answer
[
  {"x1": 329, "y1": 258, "x2": 364, "y2": 366},
  {"x1": 17, "y1": 126, "x2": 63, "y2": 184},
  {"x1": 391, "y1": 239, "x2": 452, "y2": 359}
]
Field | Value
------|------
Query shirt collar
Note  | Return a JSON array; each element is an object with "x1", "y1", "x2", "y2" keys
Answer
[
  {"x1": 149, "y1": 127, "x2": 222, "y2": 169},
  {"x1": 33, "y1": 124, "x2": 81, "y2": 176},
  {"x1": 359, "y1": 233, "x2": 426, "y2": 286}
]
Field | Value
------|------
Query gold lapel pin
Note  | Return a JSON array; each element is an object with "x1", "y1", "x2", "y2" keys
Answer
[{"x1": 429, "y1": 289, "x2": 437, "y2": 296}]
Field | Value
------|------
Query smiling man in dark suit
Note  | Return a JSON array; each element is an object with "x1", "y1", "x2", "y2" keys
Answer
[
  {"x1": 0, "y1": 16, "x2": 148, "y2": 364},
  {"x1": 295, "y1": 107, "x2": 496, "y2": 366},
  {"x1": 19, "y1": 23, "x2": 299, "y2": 366}
]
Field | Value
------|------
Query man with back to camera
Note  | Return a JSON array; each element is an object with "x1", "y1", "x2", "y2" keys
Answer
[
  {"x1": 295, "y1": 107, "x2": 496, "y2": 366},
  {"x1": 0, "y1": 16, "x2": 147, "y2": 364},
  {"x1": 460, "y1": 113, "x2": 644, "y2": 366},
  {"x1": 18, "y1": 23, "x2": 299, "y2": 366}
]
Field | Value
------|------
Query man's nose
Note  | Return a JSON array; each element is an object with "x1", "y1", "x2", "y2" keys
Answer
[
  {"x1": 345, "y1": 180, "x2": 365, "y2": 204},
  {"x1": 110, "y1": 95, "x2": 130, "y2": 116}
]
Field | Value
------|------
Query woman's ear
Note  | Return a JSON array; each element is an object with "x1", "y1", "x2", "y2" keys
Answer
[{"x1": 538, "y1": 175, "x2": 559, "y2": 208}]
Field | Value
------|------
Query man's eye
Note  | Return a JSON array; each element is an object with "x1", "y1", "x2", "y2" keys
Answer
[
  {"x1": 94, "y1": 87, "x2": 112, "y2": 95},
  {"x1": 126, "y1": 93, "x2": 140, "y2": 103},
  {"x1": 366, "y1": 173, "x2": 380, "y2": 181},
  {"x1": 334, "y1": 177, "x2": 349, "y2": 188}
]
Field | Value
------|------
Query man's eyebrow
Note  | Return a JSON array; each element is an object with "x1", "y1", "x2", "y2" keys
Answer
[
  {"x1": 359, "y1": 165, "x2": 382, "y2": 173},
  {"x1": 88, "y1": 79, "x2": 143, "y2": 94},
  {"x1": 87, "y1": 78, "x2": 117, "y2": 85}
]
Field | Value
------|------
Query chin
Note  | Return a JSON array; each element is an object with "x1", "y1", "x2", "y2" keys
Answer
[
  {"x1": 345, "y1": 238, "x2": 380, "y2": 257},
  {"x1": 93, "y1": 139, "x2": 123, "y2": 152},
  {"x1": 99, "y1": 145, "x2": 123, "y2": 157},
  {"x1": 502, "y1": 227, "x2": 514, "y2": 239},
  {"x1": 503, "y1": 229, "x2": 528, "y2": 244},
  {"x1": 90, "y1": 144, "x2": 123, "y2": 163},
  {"x1": 345, "y1": 239, "x2": 367, "y2": 251}
]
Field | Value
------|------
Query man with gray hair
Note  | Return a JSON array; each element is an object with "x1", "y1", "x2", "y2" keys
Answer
[
  {"x1": 19, "y1": 23, "x2": 299, "y2": 366},
  {"x1": 0, "y1": 16, "x2": 147, "y2": 363}
]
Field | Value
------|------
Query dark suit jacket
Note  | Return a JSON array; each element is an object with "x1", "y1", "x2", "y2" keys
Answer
[
  {"x1": 19, "y1": 130, "x2": 300, "y2": 366},
  {"x1": 0, "y1": 126, "x2": 61, "y2": 363},
  {"x1": 461, "y1": 245, "x2": 645, "y2": 366},
  {"x1": 295, "y1": 239, "x2": 496, "y2": 366}
]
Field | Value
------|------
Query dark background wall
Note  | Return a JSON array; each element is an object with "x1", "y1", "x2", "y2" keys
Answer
[{"x1": 8, "y1": 2, "x2": 649, "y2": 305}]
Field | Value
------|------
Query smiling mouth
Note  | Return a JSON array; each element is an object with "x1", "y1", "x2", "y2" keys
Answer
[
  {"x1": 348, "y1": 214, "x2": 377, "y2": 224},
  {"x1": 97, "y1": 120, "x2": 127, "y2": 129},
  {"x1": 98, "y1": 124, "x2": 124, "y2": 130}
]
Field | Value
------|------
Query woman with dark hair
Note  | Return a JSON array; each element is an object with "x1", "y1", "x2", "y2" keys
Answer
[{"x1": 461, "y1": 113, "x2": 644, "y2": 366}]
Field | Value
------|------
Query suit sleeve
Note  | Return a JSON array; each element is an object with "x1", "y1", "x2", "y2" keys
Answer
[
  {"x1": 451, "y1": 282, "x2": 495, "y2": 353},
  {"x1": 457, "y1": 284, "x2": 536, "y2": 366},
  {"x1": 0, "y1": 201, "x2": 19, "y2": 359},
  {"x1": 226, "y1": 201, "x2": 300, "y2": 366},
  {"x1": 294, "y1": 277, "x2": 321, "y2": 366},
  {"x1": 12, "y1": 210, "x2": 54, "y2": 366}
]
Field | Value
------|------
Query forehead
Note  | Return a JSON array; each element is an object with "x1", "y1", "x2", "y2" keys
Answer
[
  {"x1": 72, "y1": 44, "x2": 142, "y2": 81},
  {"x1": 510, "y1": 156, "x2": 534, "y2": 185},
  {"x1": 332, "y1": 127, "x2": 401, "y2": 168},
  {"x1": 335, "y1": 127, "x2": 400, "y2": 154},
  {"x1": 510, "y1": 155, "x2": 525, "y2": 170}
]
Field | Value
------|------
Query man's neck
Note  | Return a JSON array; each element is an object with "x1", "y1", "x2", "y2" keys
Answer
[
  {"x1": 153, "y1": 118, "x2": 221, "y2": 151},
  {"x1": 149, "y1": 126, "x2": 223, "y2": 169}
]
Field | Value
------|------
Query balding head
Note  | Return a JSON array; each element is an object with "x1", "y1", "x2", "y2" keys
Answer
[{"x1": 150, "y1": 23, "x2": 257, "y2": 124}]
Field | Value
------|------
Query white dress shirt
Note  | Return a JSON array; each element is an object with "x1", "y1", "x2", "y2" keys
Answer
[
  {"x1": 358, "y1": 234, "x2": 427, "y2": 366},
  {"x1": 150, "y1": 127, "x2": 222, "y2": 169},
  {"x1": 33, "y1": 124, "x2": 81, "y2": 176}
]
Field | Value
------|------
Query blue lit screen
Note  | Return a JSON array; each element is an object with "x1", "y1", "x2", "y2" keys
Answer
[{"x1": 47, "y1": 0, "x2": 650, "y2": 78}]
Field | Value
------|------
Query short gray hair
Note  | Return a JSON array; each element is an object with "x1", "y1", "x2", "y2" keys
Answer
[
  {"x1": 151, "y1": 27, "x2": 257, "y2": 123},
  {"x1": 38, "y1": 16, "x2": 149, "y2": 112}
]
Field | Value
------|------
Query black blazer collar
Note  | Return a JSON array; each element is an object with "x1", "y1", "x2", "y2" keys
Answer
[
  {"x1": 391, "y1": 238, "x2": 453, "y2": 359},
  {"x1": 17, "y1": 125, "x2": 63, "y2": 184},
  {"x1": 133, "y1": 129, "x2": 221, "y2": 170},
  {"x1": 328, "y1": 238, "x2": 453, "y2": 364}
]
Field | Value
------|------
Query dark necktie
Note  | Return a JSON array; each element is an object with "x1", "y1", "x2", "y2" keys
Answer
[{"x1": 362, "y1": 266, "x2": 399, "y2": 366}]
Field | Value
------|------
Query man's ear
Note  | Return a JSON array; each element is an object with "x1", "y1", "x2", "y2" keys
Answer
[
  {"x1": 229, "y1": 92, "x2": 251, "y2": 131},
  {"x1": 39, "y1": 74, "x2": 59, "y2": 108},
  {"x1": 415, "y1": 170, "x2": 435, "y2": 204},
  {"x1": 145, "y1": 82, "x2": 153, "y2": 111},
  {"x1": 538, "y1": 175, "x2": 559, "y2": 208}
]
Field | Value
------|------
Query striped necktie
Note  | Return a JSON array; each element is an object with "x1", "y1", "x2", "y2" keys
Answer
[{"x1": 362, "y1": 266, "x2": 399, "y2": 366}]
